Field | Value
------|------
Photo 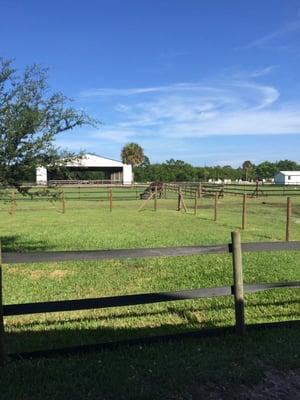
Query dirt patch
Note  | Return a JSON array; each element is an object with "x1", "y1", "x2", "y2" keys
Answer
[
  {"x1": 48, "y1": 269, "x2": 70, "y2": 279},
  {"x1": 7, "y1": 267, "x2": 19, "y2": 274},
  {"x1": 238, "y1": 368, "x2": 300, "y2": 400},
  {"x1": 177, "y1": 368, "x2": 300, "y2": 399},
  {"x1": 166, "y1": 308, "x2": 204, "y2": 324},
  {"x1": 28, "y1": 270, "x2": 44, "y2": 279},
  {"x1": 7, "y1": 267, "x2": 73, "y2": 280}
]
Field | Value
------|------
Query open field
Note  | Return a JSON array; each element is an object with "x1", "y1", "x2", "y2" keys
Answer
[{"x1": 0, "y1": 193, "x2": 300, "y2": 399}]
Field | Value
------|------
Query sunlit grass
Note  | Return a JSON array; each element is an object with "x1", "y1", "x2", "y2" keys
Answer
[{"x1": 0, "y1": 193, "x2": 299, "y2": 399}]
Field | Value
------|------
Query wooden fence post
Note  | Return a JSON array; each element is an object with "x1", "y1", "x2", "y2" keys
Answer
[
  {"x1": 164, "y1": 184, "x2": 167, "y2": 199},
  {"x1": 194, "y1": 190, "x2": 198, "y2": 216},
  {"x1": 242, "y1": 194, "x2": 247, "y2": 230},
  {"x1": 138, "y1": 191, "x2": 155, "y2": 212},
  {"x1": 0, "y1": 241, "x2": 6, "y2": 366},
  {"x1": 198, "y1": 183, "x2": 202, "y2": 199},
  {"x1": 177, "y1": 187, "x2": 187, "y2": 212},
  {"x1": 177, "y1": 187, "x2": 181, "y2": 211},
  {"x1": 62, "y1": 190, "x2": 66, "y2": 214},
  {"x1": 109, "y1": 188, "x2": 113, "y2": 212},
  {"x1": 286, "y1": 197, "x2": 291, "y2": 241},
  {"x1": 214, "y1": 193, "x2": 218, "y2": 221},
  {"x1": 9, "y1": 190, "x2": 16, "y2": 215},
  {"x1": 231, "y1": 231, "x2": 245, "y2": 334},
  {"x1": 154, "y1": 186, "x2": 158, "y2": 211}
]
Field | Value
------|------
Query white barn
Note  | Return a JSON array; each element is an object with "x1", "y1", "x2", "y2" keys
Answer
[
  {"x1": 274, "y1": 171, "x2": 300, "y2": 185},
  {"x1": 36, "y1": 154, "x2": 133, "y2": 185}
]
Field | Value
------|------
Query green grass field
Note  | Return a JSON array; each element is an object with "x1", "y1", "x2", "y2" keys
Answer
[{"x1": 0, "y1": 192, "x2": 299, "y2": 399}]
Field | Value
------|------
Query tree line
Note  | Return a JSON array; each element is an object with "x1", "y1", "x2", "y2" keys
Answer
[{"x1": 133, "y1": 159, "x2": 300, "y2": 182}]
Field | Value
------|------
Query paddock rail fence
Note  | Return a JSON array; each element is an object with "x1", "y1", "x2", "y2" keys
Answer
[
  {"x1": 171, "y1": 181, "x2": 300, "y2": 198},
  {"x1": 0, "y1": 232, "x2": 299, "y2": 364},
  {"x1": 1, "y1": 186, "x2": 299, "y2": 243}
]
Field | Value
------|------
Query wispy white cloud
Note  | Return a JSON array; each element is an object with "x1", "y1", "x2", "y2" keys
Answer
[
  {"x1": 80, "y1": 86, "x2": 167, "y2": 97},
  {"x1": 80, "y1": 82, "x2": 237, "y2": 98},
  {"x1": 79, "y1": 76, "x2": 300, "y2": 145},
  {"x1": 72, "y1": 71, "x2": 300, "y2": 165},
  {"x1": 242, "y1": 19, "x2": 300, "y2": 50},
  {"x1": 248, "y1": 65, "x2": 277, "y2": 78}
]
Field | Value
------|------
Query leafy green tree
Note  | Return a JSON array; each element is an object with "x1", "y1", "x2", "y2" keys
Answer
[
  {"x1": 276, "y1": 160, "x2": 299, "y2": 171},
  {"x1": 139, "y1": 155, "x2": 150, "y2": 167},
  {"x1": 121, "y1": 143, "x2": 145, "y2": 167},
  {"x1": 255, "y1": 161, "x2": 277, "y2": 179},
  {"x1": 164, "y1": 159, "x2": 196, "y2": 181},
  {"x1": 134, "y1": 158, "x2": 300, "y2": 183},
  {"x1": 0, "y1": 58, "x2": 95, "y2": 188},
  {"x1": 133, "y1": 155, "x2": 150, "y2": 181}
]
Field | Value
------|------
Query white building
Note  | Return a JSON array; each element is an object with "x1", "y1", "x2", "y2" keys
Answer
[
  {"x1": 274, "y1": 171, "x2": 300, "y2": 185},
  {"x1": 36, "y1": 154, "x2": 133, "y2": 185}
]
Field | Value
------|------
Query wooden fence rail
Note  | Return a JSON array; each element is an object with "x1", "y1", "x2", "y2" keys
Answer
[
  {"x1": 0, "y1": 233, "x2": 300, "y2": 364},
  {"x1": 167, "y1": 182, "x2": 300, "y2": 198}
]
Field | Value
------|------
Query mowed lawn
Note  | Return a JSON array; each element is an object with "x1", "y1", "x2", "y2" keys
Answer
[{"x1": 0, "y1": 193, "x2": 300, "y2": 399}]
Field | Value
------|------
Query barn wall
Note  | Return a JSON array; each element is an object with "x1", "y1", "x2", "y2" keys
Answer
[
  {"x1": 287, "y1": 175, "x2": 300, "y2": 185},
  {"x1": 274, "y1": 173, "x2": 300, "y2": 185},
  {"x1": 123, "y1": 164, "x2": 133, "y2": 184},
  {"x1": 36, "y1": 167, "x2": 48, "y2": 185}
]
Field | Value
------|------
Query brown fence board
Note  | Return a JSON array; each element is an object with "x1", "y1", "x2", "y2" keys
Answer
[
  {"x1": 4, "y1": 240, "x2": 300, "y2": 264},
  {"x1": 2, "y1": 244, "x2": 229, "y2": 264}
]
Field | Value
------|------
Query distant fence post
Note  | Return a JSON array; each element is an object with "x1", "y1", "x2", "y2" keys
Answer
[
  {"x1": 194, "y1": 190, "x2": 198, "y2": 216},
  {"x1": 164, "y1": 184, "x2": 167, "y2": 199},
  {"x1": 0, "y1": 241, "x2": 6, "y2": 366},
  {"x1": 177, "y1": 187, "x2": 181, "y2": 211},
  {"x1": 154, "y1": 186, "x2": 158, "y2": 211},
  {"x1": 177, "y1": 187, "x2": 187, "y2": 212},
  {"x1": 198, "y1": 183, "x2": 202, "y2": 199},
  {"x1": 62, "y1": 190, "x2": 66, "y2": 214},
  {"x1": 9, "y1": 190, "x2": 16, "y2": 215},
  {"x1": 286, "y1": 197, "x2": 291, "y2": 241},
  {"x1": 109, "y1": 188, "x2": 113, "y2": 212},
  {"x1": 242, "y1": 194, "x2": 247, "y2": 230},
  {"x1": 231, "y1": 231, "x2": 245, "y2": 334},
  {"x1": 214, "y1": 193, "x2": 218, "y2": 221}
]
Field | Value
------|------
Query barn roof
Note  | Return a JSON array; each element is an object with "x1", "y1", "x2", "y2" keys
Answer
[
  {"x1": 277, "y1": 171, "x2": 300, "y2": 176},
  {"x1": 66, "y1": 154, "x2": 126, "y2": 168}
]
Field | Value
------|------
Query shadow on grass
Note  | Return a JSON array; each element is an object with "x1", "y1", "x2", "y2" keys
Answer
[
  {"x1": 0, "y1": 235, "x2": 55, "y2": 252},
  {"x1": 5, "y1": 301, "x2": 300, "y2": 355},
  {"x1": 2, "y1": 315, "x2": 300, "y2": 400},
  {"x1": 2, "y1": 321, "x2": 300, "y2": 400},
  {"x1": 5, "y1": 322, "x2": 215, "y2": 354}
]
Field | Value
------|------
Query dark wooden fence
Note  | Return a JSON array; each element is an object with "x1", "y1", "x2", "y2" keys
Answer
[
  {"x1": 0, "y1": 232, "x2": 299, "y2": 364},
  {"x1": 171, "y1": 182, "x2": 300, "y2": 197},
  {"x1": 0, "y1": 185, "x2": 150, "y2": 214},
  {"x1": 2, "y1": 183, "x2": 300, "y2": 217}
]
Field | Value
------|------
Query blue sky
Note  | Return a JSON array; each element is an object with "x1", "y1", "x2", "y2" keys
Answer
[{"x1": 1, "y1": 0, "x2": 300, "y2": 166}]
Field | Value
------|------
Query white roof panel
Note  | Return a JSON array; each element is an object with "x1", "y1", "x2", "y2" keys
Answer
[
  {"x1": 278, "y1": 171, "x2": 300, "y2": 176},
  {"x1": 66, "y1": 154, "x2": 125, "y2": 168}
]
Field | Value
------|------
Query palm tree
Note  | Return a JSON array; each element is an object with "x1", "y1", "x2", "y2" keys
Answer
[
  {"x1": 242, "y1": 160, "x2": 254, "y2": 181},
  {"x1": 121, "y1": 143, "x2": 145, "y2": 167}
]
